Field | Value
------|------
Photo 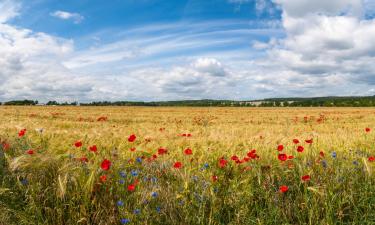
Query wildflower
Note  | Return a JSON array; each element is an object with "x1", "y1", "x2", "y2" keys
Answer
[
  {"x1": 117, "y1": 200, "x2": 124, "y2": 207},
  {"x1": 100, "y1": 175, "x2": 107, "y2": 183},
  {"x1": 134, "y1": 209, "x2": 141, "y2": 215},
  {"x1": 305, "y1": 139, "x2": 313, "y2": 144},
  {"x1": 156, "y1": 206, "x2": 161, "y2": 213},
  {"x1": 301, "y1": 175, "x2": 310, "y2": 182},
  {"x1": 130, "y1": 147, "x2": 136, "y2": 152},
  {"x1": 128, "y1": 184, "x2": 136, "y2": 191},
  {"x1": 331, "y1": 152, "x2": 337, "y2": 158},
  {"x1": 2, "y1": 142, "x2": 10, "y2": 151},
  {"x1": 278, "y1": 154, "x2": 287, "y2": 161},
  {"x1": 119, "y1": 171, "x2": 126, "y2": 178},
  {"x1": 288, "y1": 155, "x2": 294, "y2": 160},
  {"x1": 89, "y1": 145, "x2": 97, "y2": 153},
  {"x1": 120, "y1": 218, "x2": 130, "y2": 224},
  {"x1": 128, "y1": 134, "x2": 136, "y2": 142},
  {"x1": 366, "y1": 127, "x2": 371, "y2": 132},
  {"x1": 297, "y1": 146, "x2": 304, "y2": 153},
  {"x1": 368, "y1": 156, "x2": 375, "y2": 162},
  {"x1": 158, "y1": 147, "x2": 168, "y2": 155},
  {"x1": 352, "y1": 161, "x2": 359, "y2": 166},
  {"x1": 119, "y1": 179, "x2": 125, "y2": 185},
  {"x1": 20, "y1": 178, "x2": 28, "y2": 185},
  {"x1": 247, "y1": 149, "x2": 258, "y2": 159},
  {"x1": 277, "y1": 145, "x2": 284, "y2": 151},
  {"x1": 218, "y1": 158, "x2": 228, "y2": 168},
  {"x1": 319, "y1": 151, "x2": 325, "y2": 157},
  {"x1": 18, "y1": 128, "x2": 26, "y2": 137},
  {"x1": 131, "y1": 170, "x2": 139, "y2": 177},
  {"x1": 100, "y1": 159, "x2": 111, "y2": 171},
  {"x1": 26, "y1": 149, "x2": 34, "y2": 155},
  {"x1": 74, "y1": 141, "x2": 83, "y2": 148},
  {"x1": 78, "y1": 156, "x2": 88, "y2": 163},
  {"x1": 279, "y1": 185, "x2": 289, "y2": 193},
  {"x1": 212, "y1": 175, "x2": 218, "y2": 182},
  {"x1": 204, "y1": 163, "x2": 209, "y2": 168},
  {"x1": 151, "y1": 192, "x2": 158, "y2": 198},
  {"x1": 136, "y1": 157, "x2": 142, "y2": 163},
  {"x1": 173, "y1": 161, "x2": 183, "y2": 169},
  {"x1": 321, "y1": 160, "x2": 328, "y2": 168},
  {"x1": 293, "y1": 139, "x2": 299, "y2": 144},
  {"x1": 184, "y1": 148, "x2": 193, "y2": 155}
]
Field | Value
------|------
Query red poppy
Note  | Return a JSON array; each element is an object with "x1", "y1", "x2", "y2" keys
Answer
[
  {"x1": 89, "y1": 145, "x2": 97, "y2": 153},
  {"x1": 288, "y1": 155, "x2": 294, "y2": 160},
  {"x1": 158, "y1": 147, "x2": 168, "y2": 155},
  {"x1": 277, "y1": 145, "x2": 284, "y2": 151},
  {"x1": 297, "y1": 146, "x2": 304, "y2": 152},
  {"x1": 2, "y1": 142, "x2": 10, "y2": 151},
  {"x1": 319, "y1": 151, "x2": 325, "y2": 157},
  {"x1": 173, "y1": 161, "x2": 183, "y2": 169},
  {"x1": 128, "y1": 134, "x2": 136, "y2": 142},
  {"x1": 79, "y1": 156, "x2": 88, "y2": 163},
  {"x1": 369, "y1": 156, "x2": 375, "y2": 162},
  {"x1": 301, "y1": 175, "x2": 310, "y2": 182},
  {"x1": 101, "y1": 159, "x2": 111, "y2": 171},
  {"x1": 278, "y1": 154, "x2": 287, "y2": 161},
  {"x1": 184, "y1": 148, "x2": 193, "y2": 155},
  {"x1": 279, "y1": 185, "x2": 289, "y2": 193},
  {"x1": 26, "y1": 149, "x2": 34, "y2": 155},
  {"x1": 218, "y1": 158, "x2": 228, "y2": 168},
  {"x1": 97, "y1": 116, "x2": 108, "y2": 122},
  {"x1": 100, "y1": 175, "x2": 107, "y2": 183},
  {"x1": 231, "y1": 155, "x2": 239, "y2": 161},
  {"x1": 74, "y1": 141, "x2": 83, "y2": 148},
  {"x1": 18, "y1": 129, "x2": 26, "y2": 137},
  {"x1": 128, "y1": 184, "x2": 136, "y2": 191},
  {"x1": 305, "y1": 139, "x2": 313, "y2": 144},
  {"x1": 293, "y1": 139, "x2": 299, "y2": 144},
  {"x1": 130, "y1": 147, "x2": 136, "y2": 152},
  {"x1": 365, "y1": 127, "x2": 371, "y2": 132},
  {"x1": 247, "y1": 150, "x2": 258, "y2": 159},
  {"x1": 212, "y1": 175, "x2": 218, "y2": 182}
]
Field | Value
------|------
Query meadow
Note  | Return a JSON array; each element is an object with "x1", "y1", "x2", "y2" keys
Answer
[{"x1": 1, "y1": 106, "x2": 375, "y2": 225}]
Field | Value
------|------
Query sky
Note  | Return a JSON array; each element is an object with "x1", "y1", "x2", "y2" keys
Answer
[{"x1": 0, "y1": 0, "x2": 375, "y2": 102}]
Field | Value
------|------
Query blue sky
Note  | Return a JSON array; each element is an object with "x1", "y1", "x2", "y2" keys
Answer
[{"x1": 1, "y1": 0, "x2": 375, "y2": 102}]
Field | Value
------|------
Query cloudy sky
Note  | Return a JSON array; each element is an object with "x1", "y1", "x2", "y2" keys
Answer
[{"x1": 0, "y1": 0, "x2": 375, "y2": 102}]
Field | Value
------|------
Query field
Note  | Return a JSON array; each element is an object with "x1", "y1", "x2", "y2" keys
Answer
[{"x1": 1, "y1": 106, "x2": 375, "y2": 225}]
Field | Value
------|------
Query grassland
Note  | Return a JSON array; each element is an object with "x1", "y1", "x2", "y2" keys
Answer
[{"x1": 1, "y1": 106, "x2": 375, "y2": 225}]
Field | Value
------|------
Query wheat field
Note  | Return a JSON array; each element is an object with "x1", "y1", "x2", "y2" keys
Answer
[{"x1": 1, "y1": 106, "x2": 375, "y2": 225}]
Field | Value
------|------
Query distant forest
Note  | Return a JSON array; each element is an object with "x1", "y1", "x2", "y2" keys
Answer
[{"x1": 3, "y1": 96, "x2": 375, "y2": 107}]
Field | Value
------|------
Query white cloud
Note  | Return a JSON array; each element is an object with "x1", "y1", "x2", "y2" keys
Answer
[
  {"x1": 51, "y1": 10, "x2": 84, "y2": 24},
  {"x1": 0, "y1": 0, "x2": 21, "y2": 23}
]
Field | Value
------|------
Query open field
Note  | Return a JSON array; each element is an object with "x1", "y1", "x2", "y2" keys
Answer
[{"x1": 1, "y1": 106, "x2": 375, "y2": 225}]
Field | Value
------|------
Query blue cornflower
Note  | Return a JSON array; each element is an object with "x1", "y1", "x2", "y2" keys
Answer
[
  {"x1": 204, "y1": 163, "x2": 209, "y2": 168},
  {"x1": 136, "y1": 157, "x2": 142, "y2": 163},
  {"x1": 151, "y1": 192, "x2": 158, "y2": 198},
  {"x1": 117, "y1": 200, "x2": 124, "y2": 207},
  {"x1": 131, "y1": 170, "x2": 138, "y2": 177},
  {"x1": 353, "y1": 160, "x2": 359, "y2": 166},
  {"x1": 156, "y1": 206, "x2": 161, "y2": 213},
  {"x1": 331, "y1": 152, "x2": 337, "y2": 158},
  {"x1": 151, "y1": 177, "x2": 157, "y2": 183},
  {"x1": 321, "y1": 160, "x2": 328, "y2": 168},
  {"x1": 119, "y1": 179, "x2": 125, "y2": 185},
  {"x1": 120, "y1": 218, "x2": 130, "y2": 224},
  {"x1": 134, "y1": 209, "x2": 141, "y2": 215},
  {"x1": 119, "y1": 171, "x2": 126, "y2": 178},
  {"x1": 20, "y1": 178, "x2": 28, "y2": 185}
]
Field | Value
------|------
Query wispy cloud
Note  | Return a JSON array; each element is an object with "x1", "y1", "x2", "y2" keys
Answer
[{"x1": 51, "y1": 10, "x2": 84, "y2": 24}]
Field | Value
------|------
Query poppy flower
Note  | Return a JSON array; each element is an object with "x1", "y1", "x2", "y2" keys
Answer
[
  {"x1": 130, "y1": 147, "x2": 136, "y2": 152},
  {"x1": 301, "y1": 175, "x2": 310, "y2": 182},
  {"x1": 231, "y1": 155, "x2": 239, "y2": 161},
  {"x1": 305, "y1": 139, "x2": 313, "y2": 144},
  {"x1": 89, "y1": 145, "x2": 97, "y2": 153},
  {"x1": 293, "y1": 139, "x2": 299, "y2": 144},
  {"x1": 365, "y1": 127, "x2": 371, "y2": 132},
  {"x1": 79, "y1": 156, "x2": 88, "y2": 163},
  {"x1": 369, "y1": 156, "x2": 375, "y2": 162},
  {"x1": 247, "y1": 150, "x2": 258, "y2": 159},
  {"x1": 218, "y1": 158, "x2": 228, "y2": 168},
  {"x1": 278, "y1": 154, "x2": 287, "y2": 161},
  {"x1": 212, "y1": 175, "x2": 218, "y2": 182},
  {"x1": 26, "y1": 149, "x2": 34, "y2": 155},
  {"x1": 319, "y1": 151, "x2": 325, "y2": 157},
  {"x1": 297, "y1": 146, "x2": 304, "y2": 152},
  {"x1": 18, "y1": 129, "x2": 26, "y2": 137},
  {"x1": 97, "y1": 116, "x2": 108, "y2": 122},
  {"x1": 288, "y1": 155, "x2": 294, "y2": 160},
  {"x1": 279, "y1": 185, "x2": 289, "y2": 193},
  {"x1": 158, "y1": 147, "x2": 168, "y2": 155},
  {"x1": 128, "y1": 184, "x2": 136, "y2": 191},
  {"x1": 277, "y1": 145, "x2": 284, "y2": 151},
  {"x1": 101, "y1": 159, "x2": 111, "y2": 171},
  {"x1": 74, "y1": 141, "x2": 83, "y2": 148},
  {"x1": 128, "y1": 134, "x2": 136, "y2": 142},
  {"x1": 2, "y1": 142, "x2": 10, "y2": 151},
  {"x1": 173, "y1": 161, "x2": 183, "y2": 169},
  {"x1": 100, "y1": 175, "x2": 107, "y2": 183},
  {"x1": 184, "y1": 148, "x2": 193, "y2": 155}
]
